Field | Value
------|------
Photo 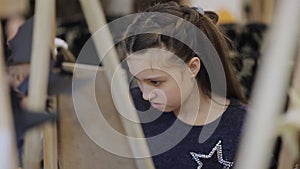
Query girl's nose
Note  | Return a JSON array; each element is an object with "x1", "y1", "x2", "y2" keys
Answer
[{"x1": 141, "y1": 85, "x2": 156, "y2": 101}]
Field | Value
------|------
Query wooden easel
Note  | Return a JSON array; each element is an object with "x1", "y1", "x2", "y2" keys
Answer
[
  {"x1": 22, "y1": 1, "x2": 56, "y2": 169},
  {"x1": 277, "y1": 42, "x2": 300, "y2": 169},
  {"x1": 0, "y1": 16, "x2": 19, "y2": 169},
  {"x1": 0, "y1": 1, "x2": 28, "y2": 169},
  {"x1": 234, "y1": 0, "x2": 300, "y2": 169},
  {"x1": 57, "y1": 64, "x2": 146, "y2": 169},
  {"x1": 20, "y1": 0, "x2": 154, "y2": 169}
]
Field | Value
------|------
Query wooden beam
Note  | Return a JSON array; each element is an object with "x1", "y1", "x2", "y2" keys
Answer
[
  {"x1": 0, "y1": 19, "x2": 18, "y2": 169},
  {"x1": 277, "y1": 39, "x2": 300, "y2": 169},
  {"x1": 23, "y1": 1, "x2": 55, "y2": 169},
  {"x1": 43, "y1": 3, "x2": 58, "y2": 169},
  {"x1": 43, "y1": 97, "x2": 58, "y2": 169}
]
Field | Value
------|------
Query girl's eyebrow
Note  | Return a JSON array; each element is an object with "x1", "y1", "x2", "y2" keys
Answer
[{"x1": 134, "y1": 75, "x2": 166, "y2": 81}]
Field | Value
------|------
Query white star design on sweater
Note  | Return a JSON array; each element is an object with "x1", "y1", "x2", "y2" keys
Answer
[{"x1": 190, "y1": 140, "x2": 234, "y2": 169}]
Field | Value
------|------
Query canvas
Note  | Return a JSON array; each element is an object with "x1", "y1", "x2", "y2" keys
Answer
[{"x1": 57, "y1": 63, "x2": 152, "y2": 169}]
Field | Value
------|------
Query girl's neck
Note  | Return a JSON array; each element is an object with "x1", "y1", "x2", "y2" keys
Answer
[{"x1": 173, "y1": 88, "x2": 230, "y2": 126}]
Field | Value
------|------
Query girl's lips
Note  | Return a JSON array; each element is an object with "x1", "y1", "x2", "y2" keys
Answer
[{"x1": 151, "y1": 102, "x2": 164, "y2": 109}]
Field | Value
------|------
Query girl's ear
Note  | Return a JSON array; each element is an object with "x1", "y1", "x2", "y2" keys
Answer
[
  {"x1": 188, "y1": 57, "x2": 201, "y2": 77},
  {"x1": 204, "y1": 11, "x2": 219, "y2": 24}
]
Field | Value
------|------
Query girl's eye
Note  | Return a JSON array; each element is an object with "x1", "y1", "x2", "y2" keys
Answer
[{"x1": 150, "y1": 80, "x2": 161, "y2": 86}]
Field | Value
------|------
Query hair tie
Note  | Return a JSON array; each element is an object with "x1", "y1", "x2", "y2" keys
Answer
[
  {"x1": 191, "y1": 5, "x2": 219, "y2": 24},
  {"x1": 191, "y1": 5, "x2": 205, "y2": 15}
]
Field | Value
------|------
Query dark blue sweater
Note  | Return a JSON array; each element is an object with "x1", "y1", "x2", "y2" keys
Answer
[{"x1": 131, "y1": 87, "x2": 247, "y2": 169}]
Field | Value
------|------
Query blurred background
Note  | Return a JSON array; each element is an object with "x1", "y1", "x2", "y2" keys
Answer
[
  {"x1": 49, "y1": 0, "x2": 274, "y2": 99},
  {"x1": 52, "y1": 0, "x2": 275, "y2": 99},
  {"x1": 0, "y1": 0, "x2": 277, "y2": 100},
  {"x1": 2, "y1": 1, "x2": 295, "y2": 169}
]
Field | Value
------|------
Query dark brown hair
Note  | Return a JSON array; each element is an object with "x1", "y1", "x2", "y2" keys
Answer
[{"x1": 123, "y1": 1, "x2": 246, "y2": 103}]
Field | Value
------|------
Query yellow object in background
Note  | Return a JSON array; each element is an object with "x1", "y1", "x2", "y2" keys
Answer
[{"x1": 218, "y1": 8, "x2": 236, "y2": 24}]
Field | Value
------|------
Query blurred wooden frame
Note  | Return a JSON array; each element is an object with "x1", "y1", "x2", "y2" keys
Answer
[
  {"x1": 277, "y1": 39, "x2": 300, "y2": 169},
  {"x1": 0, "y1": 1, "x2": 28, "y2": 169},
  {"x1": 15, "y1": 0, "x2": 154, "y2": 168},
  {"x1": 57, "y1": 63, "x2": 151, "y2": 169},
  {"x1": 0, "y1": 16, "x2": 19, "y2": 169},
  {"x1": 77, "y1": 0, "x2": 155, "y2": 168}
]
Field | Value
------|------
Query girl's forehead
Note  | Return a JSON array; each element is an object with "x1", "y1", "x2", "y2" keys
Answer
[
  {"x1": 133, "y1": 67, "x2": 170, "y2": 79},
  {"x1": 127, "y1": 48, "x2": 172, "y2": 63},
  {"x1": 126, "y1": 48, "x2": 185, "y2": 71}
]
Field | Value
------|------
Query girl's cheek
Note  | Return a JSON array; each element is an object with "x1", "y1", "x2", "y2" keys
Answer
[{"x1": 137, "y1": 81, "x2": 142, "y2": 90}]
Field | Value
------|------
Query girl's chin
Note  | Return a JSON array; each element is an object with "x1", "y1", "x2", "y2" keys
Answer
[{"x1": 151, "y1": 103, "x2": 167, "y2": 111}]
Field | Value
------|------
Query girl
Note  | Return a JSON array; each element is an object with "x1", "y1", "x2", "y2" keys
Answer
[{"x1": 123, "y1": 1, "x2": 247, "y2": 168}]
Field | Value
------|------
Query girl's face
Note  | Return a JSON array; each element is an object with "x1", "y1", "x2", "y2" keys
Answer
[{"x1": 126, "y1": 48, "x2": 199, "y2": 113}]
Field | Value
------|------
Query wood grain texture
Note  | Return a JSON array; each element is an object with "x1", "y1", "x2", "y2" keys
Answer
[{"x1": 57, "y1": 67, "x2": 138, "y2": 169}]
